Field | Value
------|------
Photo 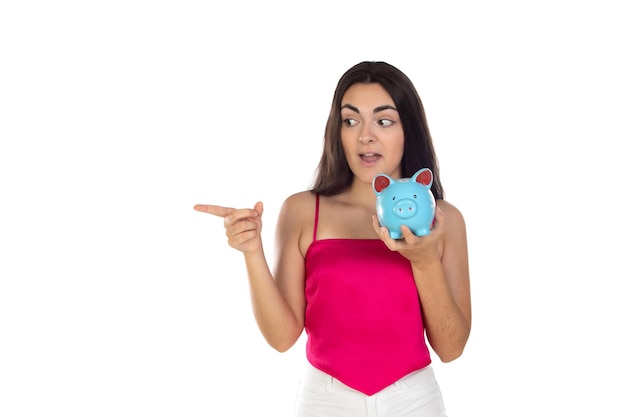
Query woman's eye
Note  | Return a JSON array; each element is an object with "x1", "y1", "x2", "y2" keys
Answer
[
  {"x1": 378, "y1": 119, "x2": 394, "y2": 127},
  {"x1": 343, "y1": 118, "x2": 357, "y2": 127}
]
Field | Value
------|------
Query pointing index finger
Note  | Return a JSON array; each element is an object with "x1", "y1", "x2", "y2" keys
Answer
[{"x1": 193, "y1": 204, "x2": 235, "y2": 218}]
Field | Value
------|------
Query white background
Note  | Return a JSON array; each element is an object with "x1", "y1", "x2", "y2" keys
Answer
[{"x1": 1, "y1": 1, "x2": 625, "y2": 416}]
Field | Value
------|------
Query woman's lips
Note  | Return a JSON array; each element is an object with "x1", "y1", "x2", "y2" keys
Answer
[{"x1": 360, "y1": 153, "x2": 381, "y2": 163}]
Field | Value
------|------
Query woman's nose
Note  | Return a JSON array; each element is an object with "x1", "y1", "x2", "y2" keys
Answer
[{"x1": 358, "y1": 122, "x2": 376, "y2": 143}]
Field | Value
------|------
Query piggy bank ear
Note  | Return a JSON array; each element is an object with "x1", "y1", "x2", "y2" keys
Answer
[
  {"x1": 413, "y1": 168, "x2": 434, "y2": 188},
  {"x1": 373, "y1": 174, "x2": 392, "y2": 194}
]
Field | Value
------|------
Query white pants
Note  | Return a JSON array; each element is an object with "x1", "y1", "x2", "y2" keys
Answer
[{"x1": 295, "y1": 363, "x2": 447, "y2": 417}]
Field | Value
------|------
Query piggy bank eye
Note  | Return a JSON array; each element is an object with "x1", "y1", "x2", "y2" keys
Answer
[
  {"x1": 392, "y1": 196, "x2": 396, "y2": 201},
  {"x1": 413, "y1": 194, "x2": 417, "y2": 198}
]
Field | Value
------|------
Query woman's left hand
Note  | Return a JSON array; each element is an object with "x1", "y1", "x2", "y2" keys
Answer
[{"x1": 372, "y1": 205, "x2": 444, "y2": 270}]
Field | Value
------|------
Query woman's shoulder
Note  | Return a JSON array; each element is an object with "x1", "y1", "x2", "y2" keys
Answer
[
  {"x1": 277, "y1": 190, "x2": 317, "y2": 225},
  {"x1": 437, "y1": 199, "x2": 464, "y2": 218},
  {"x1": 437, "y1": 199, "x2": 467, "y2": 234},
  {"x1": 276, "y1": 191, "x2": 317, "y2": 255},
  {"x1": 282, "y1": 190, "x2": 316, "y2": 210}
]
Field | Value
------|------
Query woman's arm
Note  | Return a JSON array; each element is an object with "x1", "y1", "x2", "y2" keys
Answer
[
  {"x1": 374, "y1": 200, "x2": 472, "y2": 362},
  {"x1": 194, "y1": 197, "x2": 307, "y2": 352}
]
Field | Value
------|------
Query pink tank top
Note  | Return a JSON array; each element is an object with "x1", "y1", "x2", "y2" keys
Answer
[{"x1": 304, "y1": 194, "x2": 431, "y2": 395}]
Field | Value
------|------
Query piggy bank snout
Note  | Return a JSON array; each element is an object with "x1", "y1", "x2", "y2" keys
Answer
[{"x1": 393, "y1": 198, "x2": 418, "y2": 219}]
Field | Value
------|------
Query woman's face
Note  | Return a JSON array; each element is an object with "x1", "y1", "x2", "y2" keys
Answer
[{"x1": 340, "y1": 82, "x2": 404, "y2": 185}]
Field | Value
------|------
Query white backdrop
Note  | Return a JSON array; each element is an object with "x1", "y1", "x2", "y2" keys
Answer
[{"x1": 1, "y1": 1, "x2": 625, "y2": 416}]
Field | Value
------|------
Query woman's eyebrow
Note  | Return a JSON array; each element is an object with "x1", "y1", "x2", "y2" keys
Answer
[
  {"x1": 340, "y1": 104, "x2": 398, "y2": 113},
  {"x1": 373, "y1": 104, "x2": 398, "y2": 113},
  {"x1": 341, "y1": 104, "x2": 359, "y2": 113}
]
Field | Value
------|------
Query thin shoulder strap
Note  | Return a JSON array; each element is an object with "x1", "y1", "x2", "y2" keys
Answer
[{"x1": 313, "y1": 193, "x2": 320, "y2": 242}]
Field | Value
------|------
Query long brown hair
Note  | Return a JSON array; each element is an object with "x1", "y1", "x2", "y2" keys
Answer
[{"x1": 311, "y1": 61, "x2": 444, "y2": 200}]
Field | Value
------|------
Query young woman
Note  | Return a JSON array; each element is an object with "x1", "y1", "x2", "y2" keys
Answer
[{"x1": 195, "y1": 61, "x2": 471, "y2": 417}]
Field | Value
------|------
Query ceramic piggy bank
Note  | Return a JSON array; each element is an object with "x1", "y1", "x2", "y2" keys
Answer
[{"x1": 373, "y1": 168, "x2": 436, "y2": 239}]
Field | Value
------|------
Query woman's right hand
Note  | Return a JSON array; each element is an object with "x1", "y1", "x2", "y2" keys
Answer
[{"x1": 194, "y1": 201, "x2": 264, "y2": 254}]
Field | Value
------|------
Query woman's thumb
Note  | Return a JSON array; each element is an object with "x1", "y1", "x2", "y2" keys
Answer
[{"x1": 254, "y1": 201, "x2": 264, "y2": 217}]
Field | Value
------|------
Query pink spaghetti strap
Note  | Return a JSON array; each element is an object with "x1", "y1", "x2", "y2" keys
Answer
[{"x1": 313, "y1": 194, "x2": 320, "y2": 242}]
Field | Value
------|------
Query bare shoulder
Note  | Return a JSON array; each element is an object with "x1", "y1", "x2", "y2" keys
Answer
[
  {"x1": 436, "y1": 199, "x2": 468, "y2": 260},
  {"x1": 276, "y1": 191, "x2": 317, "y2": 256},
  {"x1": 437, "y1": 199, "x2": 466, "y2": 228},
  {"x1": 280, "y1": 190, "x2": 316, "y2": 218}
]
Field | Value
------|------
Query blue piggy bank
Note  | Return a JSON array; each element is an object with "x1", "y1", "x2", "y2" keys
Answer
[{"x1": 373, "y1": 168, "x2": 436, "y2": 239}]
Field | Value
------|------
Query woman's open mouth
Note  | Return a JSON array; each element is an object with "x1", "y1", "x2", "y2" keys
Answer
[{"x1": 360, "y1": 153, "x2": 381, "y2": 163}]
